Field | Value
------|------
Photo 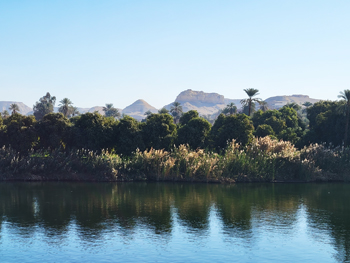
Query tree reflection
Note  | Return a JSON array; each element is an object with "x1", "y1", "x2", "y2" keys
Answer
[
  {"x1": 302, "y1": 183, "x2": 350, "y2": 262},
  {"x1": 0, "y1": 181, "x2": 350, "y2": 261}
]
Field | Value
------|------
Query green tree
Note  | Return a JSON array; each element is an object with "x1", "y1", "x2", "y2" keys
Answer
[
  {"x1": 302, "y1": 101, "x2": 313, "y2": 107},
  {"x1": 158, "y1": 107, "x2": 169, "y2": 114},
  {"x1": 144, "y1": 110, "x2": 153, "y2": 117},
  {"x1": 114, "y1": 116, "x2": 144, "y2": 155},
  {"x1": 35, "y1": 113, "x2": 71, "y2": 149},
  {"x1": 0, "y1": 114, "x2": 37, "y2": 152},
  {"x1": 142, "y1": 113, "x2": 176, "y2": 150},
  {"x1": 222, "y1": 103, "x2": 237, "y2": 115},
  {"x1": 9, "y1": 103, "x2": 20, "y2": 115},
  {"x1": 304, "y1": 101, "x2": 342, "y2": 146},
  {"x1": 255, "y1": 124, "x2": 276, "y2": 138},
  {"x1": 179, "y1": 110, "x2": 199, "y2": 125},
  {"x1": 68, "y1": 112, "x2": 117, "y2": 151},
  {"x1": 338, "y1": 90, "x2": 350, "y2": 146},
  {"x1": 210, "y1": 114, "x2": 254, "y2": 150},
  {"x1": 58, "y1": 98, "x2": 73, "y2": 117},
  {"x1": 103, "y1": 104, "x2": 121, "y2": 118},
  {"x1": 33, "y1": 92, "x2": 56, "y2": 120},
  {"x1": 284, "y1": 102, "x2": 302, "y2": 112},
  {"x1": 241, "y1": 88, "x2": 262, "y2": 116},
  {"x1": 170, "y1": 102, "x2": 183, "y2": 124},
  {"x1": 252, "y1": 108, "x2": 304, "y2": 144},
  {"x1": 279, "y1": 106, "x2": 299, "y2": 130},
  {"x1": 177, "y1": 117, "x2": 211, "y2": 149},
  {"x1": 1, "y1": 110, "x2": 9, "y2": 119},
  {"x1": 302, "y1": 101, "x2": 313, "y2": 114}
]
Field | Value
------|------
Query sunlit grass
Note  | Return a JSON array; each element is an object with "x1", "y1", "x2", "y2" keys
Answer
[{"x1": 1, "y1": 137, "x2": 350, "y2": 182}]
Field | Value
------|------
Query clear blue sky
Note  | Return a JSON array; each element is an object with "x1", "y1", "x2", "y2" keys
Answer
[{"x1": 1, "y1": 0, "x2": 349, "y2": 109}]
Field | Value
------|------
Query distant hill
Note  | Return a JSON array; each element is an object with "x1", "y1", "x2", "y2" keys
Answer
[
  {"x1": 163, "y1": 90, "x2": 321, "y2": 117},
  {"x1": 164, "y1": 89, "x2": 228, "y2": 116},
  {"x1": 53, "y1": 106, "x2": 106, "y2": 115},
  {"x1": 264, "y1": 95, "x2": 320, "y2": 109},
  {"x1": 0, "y1": 91, "x2": 321, "y2": 120},
  {"x1": 0, "y1": 101, "x2": 33, "y2": 115},
  {"x1": 122, "y1": 99, "x2": 158, "y2": 121},
  {"x1": 176, "y1": 89, "x2": 225, "y2": 106}
]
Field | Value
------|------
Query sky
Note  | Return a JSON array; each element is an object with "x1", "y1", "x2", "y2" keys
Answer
[{"x1": 1, "y1": 0, "x2": 350, "y2": 109}]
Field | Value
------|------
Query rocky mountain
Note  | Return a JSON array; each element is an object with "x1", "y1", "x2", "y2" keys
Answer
[
  {"x1": 0, "y1": 101, "x2": 33, "y2": 115},
  {"x1": 0, "y1": 90, "x2": 321, "y2": 121},
  {"x1": 163, "y1": 90, "x2": 321, "y2": 117},
  {"x1": 176, "y1": 89, "x2": 225, "y2": 105},
  {"x1": 164, "y1": 89, "x2": 228, "y2": 116},
  {"x1": 264, "y1": 95, "x2": 319, "y2": 109},
  {"x1": 122, "y1": 99, "x2": 158, "y2": 120}
]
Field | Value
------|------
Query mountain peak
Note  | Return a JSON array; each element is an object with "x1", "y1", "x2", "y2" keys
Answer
[
  {"x1": 175, "y1": 89, "x2": 225, "y2": 105},
  {"x1": 122, "y1": 99, "x2": 158, "y2": 120}
]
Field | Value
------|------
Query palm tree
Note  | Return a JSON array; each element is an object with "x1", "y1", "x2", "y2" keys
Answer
[
  {"x1": 284, "y1": 102, "x2": 302, "y2": 111},
  {"x1": 170, "y1": 102, "x2": 183, "y2": 124},
  {"x1": 144, "y1": 110, "x2": 153, "y2": 117},
  {"x1": 223, "y1": 103, "x2": 237, "y2": 115},
  {"x1": 240, "y1": 88, "x2": 262, "y2": 116},
  {"x1": 302, "y1": 101, "x2": 313, "y2": 114},
  {"x1": 302, "y1": 102, "x2": 313, "y2": 108},
  {"x1": 9, "y1": 103, "x2": 20, "y2": 115},
  {"x1": 338, "y1": 90, "x2": 350, "y2": 146},
  {"x1": 1, "y1": 110, "x2": 9, "y2": 119},
  {"x1": 103, "y1": 103, "x2": 121, "y2": 118},
  {"x1": 58, "y1": 98, "x2": 73, "y2": 117},
  {"x1": 70, "y1": 106, "x2": 80, "y2": 117},
  {"x1": 259, "y1": 101, "x2": 269, "y2": 112},
  {"x1": 158, "y1": 107, "x2": 169, "y2": 114},
  {"x1": 33, "y1": 92, "x2": 56, "y2": 120}
]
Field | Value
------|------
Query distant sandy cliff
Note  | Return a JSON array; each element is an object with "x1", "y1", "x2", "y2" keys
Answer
[{"x1": 1, "y1": 90, "x2": 320, "y2": 120}]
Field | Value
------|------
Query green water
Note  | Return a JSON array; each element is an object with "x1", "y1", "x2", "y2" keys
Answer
[{"x1": 0, "y1": 182, "x2": 349, "y2": 262}]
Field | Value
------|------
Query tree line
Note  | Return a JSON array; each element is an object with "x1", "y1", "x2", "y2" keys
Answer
[{"x1": 1, "y1": 89, "x2": 350, "y2": 155}]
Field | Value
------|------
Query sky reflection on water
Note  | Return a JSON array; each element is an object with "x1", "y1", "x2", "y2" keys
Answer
[{"x1": 0, "y1": 182, "x2": 349, "y2": 262}]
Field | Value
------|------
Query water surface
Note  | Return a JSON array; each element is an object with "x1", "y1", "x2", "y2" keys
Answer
[{"x1": 0, "y1": 182, "x2": 349, "y2": 262}]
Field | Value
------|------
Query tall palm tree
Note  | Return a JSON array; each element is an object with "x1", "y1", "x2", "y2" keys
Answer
[
  {"x1": 240, "y1": 88, "x2": 262, "y2": 116},
  {"x1": 170, "y1": 102, "x2": 183, "y2": 124},
  {"x1": 9, "y1": 103, "x2": 20, "y2": 115},
  {"x1": 223, "y1": 103, "x2": 237, "y2": 115},
  {"x1": 338, "y1": 90, "x2": 350, "y2": 146},
  {"x1": 103, "y1": 103, "x2": 121, "y2": 118},
  {"x1": 259, "y1": 101, "x2": 269, "y2": 112},
  {"x1": 58, "y1": 98, "x2": 73, "y2": 117}
]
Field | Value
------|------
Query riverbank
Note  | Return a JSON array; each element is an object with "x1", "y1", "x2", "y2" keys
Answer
[{"x1": 1, "y1": 137, "x2": 349, "y2": 183}]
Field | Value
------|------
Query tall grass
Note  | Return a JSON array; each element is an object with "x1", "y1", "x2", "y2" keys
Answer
[{"x1": 1, "y1": 137, "x2": 350, "y2": 182}]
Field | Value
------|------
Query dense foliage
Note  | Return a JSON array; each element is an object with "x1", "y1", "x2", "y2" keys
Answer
[
  {"x1": 1, "y1": 97, "x2": 349, "y2": 154},
  {"x1": 1, "y1": 91, "x2": 350, "y2": 182}
]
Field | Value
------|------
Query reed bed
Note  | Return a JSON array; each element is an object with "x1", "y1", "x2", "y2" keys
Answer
[{"x1": 1, "y1": 137, "x2": 350, "y2": 182}]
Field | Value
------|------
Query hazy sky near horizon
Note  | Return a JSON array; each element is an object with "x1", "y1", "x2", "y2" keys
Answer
[{"x1": 1, "y1": 0, "x2": 349, "y2": 109}]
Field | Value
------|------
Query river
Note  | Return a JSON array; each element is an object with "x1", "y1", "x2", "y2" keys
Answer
[{"x1": 0, "y1": 182, "x2": 349, "y2": 262}]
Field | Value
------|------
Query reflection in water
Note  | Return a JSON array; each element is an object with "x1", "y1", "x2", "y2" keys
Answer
[{"x1": 0, "y1": 182, "x2": 350, "y2": 262}]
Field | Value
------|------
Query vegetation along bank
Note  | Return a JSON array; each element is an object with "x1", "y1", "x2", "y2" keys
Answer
[{"x1": 1, "y1": 89, "x2": 350, "y2": 182}]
